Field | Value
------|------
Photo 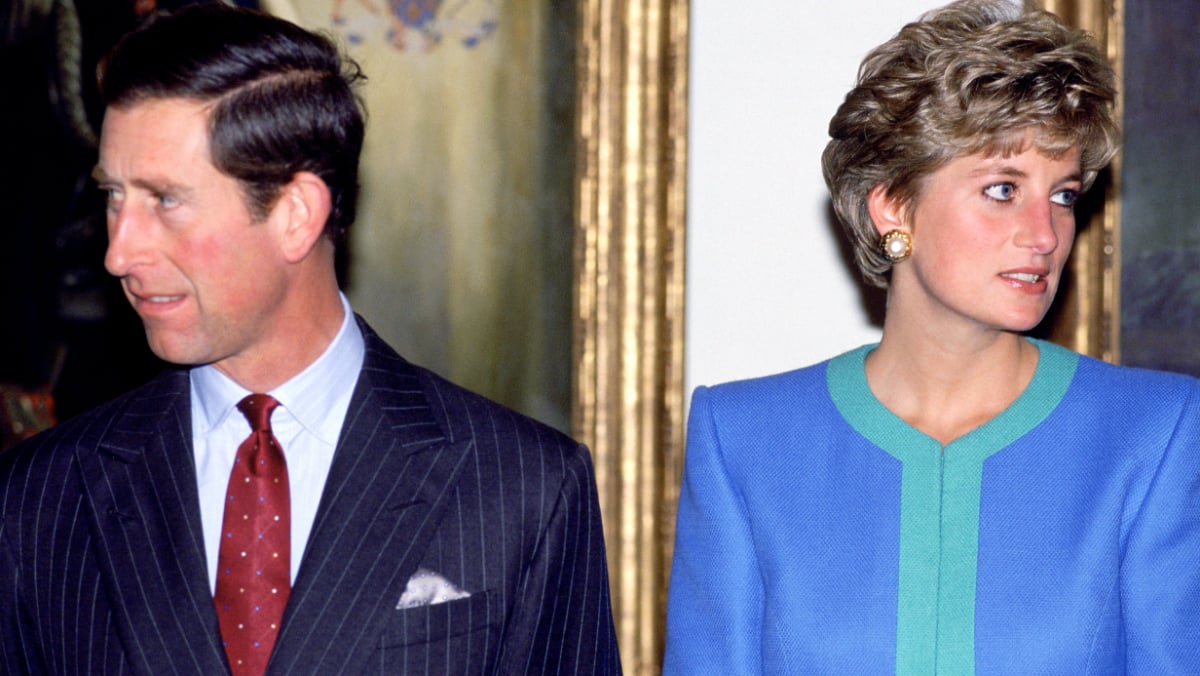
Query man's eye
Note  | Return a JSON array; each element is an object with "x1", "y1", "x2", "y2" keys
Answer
[
  {"x1": 99, "y1": 186, "x2": 122, "y2": 211},
  {"x1": 157, "y1": 194, "x2": 179, "y2": 208},
  {"x1": 1050, "y1": 189, "x2": 1079, "y2": 207},
  {"x1": 983, "y1": 183, "x2": 1015, "y2": 201}
]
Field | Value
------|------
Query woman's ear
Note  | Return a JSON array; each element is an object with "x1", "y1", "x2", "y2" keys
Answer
[
  {"x1": 275, "y1": 171, "x2": 333, "y2": 263},
  {"x1": 867, "y1": 184, "x2": 908, "y2": 237}
]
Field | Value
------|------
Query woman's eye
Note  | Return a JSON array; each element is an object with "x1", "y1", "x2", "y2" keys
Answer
[
  {"x1": 1050, "y1": 189, "x2": 1079, "y2": 207},
  {"x1": 983, "y1": 183, "x2": 1015, "y2": 201}
]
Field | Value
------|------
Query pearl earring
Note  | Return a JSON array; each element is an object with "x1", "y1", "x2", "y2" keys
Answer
[{"x1": 880, "y1": 230, "x2": 912, "y2": 263}]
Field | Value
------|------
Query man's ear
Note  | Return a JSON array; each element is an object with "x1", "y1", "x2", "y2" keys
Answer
[
  {"x1": 275, "y1": 171, "x2": 332, "y2": 263},
  {"x1": 866, "y1": 184, "x2": 908, "y2": 237}
]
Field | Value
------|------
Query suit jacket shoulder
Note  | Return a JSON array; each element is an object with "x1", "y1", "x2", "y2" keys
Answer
[
  {"x1": 0, "y1": 366, "x2": 189, "y2": 473},
  {"x1": 0, "y1": 366, "x2": 227, "y2": 674}
]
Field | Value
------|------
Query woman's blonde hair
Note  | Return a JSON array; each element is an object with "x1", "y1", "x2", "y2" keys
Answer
[{"x1": 822, "y1": 0, "x2": 1118, "y2": 288}]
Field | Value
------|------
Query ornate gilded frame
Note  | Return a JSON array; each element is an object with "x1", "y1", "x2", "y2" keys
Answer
[
  {"x1": 573, "y1": 0, "x2": 688, "y2": 672},
  {"x1": 1038, "y1": 0, "x2": 1122, "y2": 361}
]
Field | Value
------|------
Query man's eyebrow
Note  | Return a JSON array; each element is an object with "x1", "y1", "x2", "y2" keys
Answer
[{"x1": 89, "y1": 168, "x2": 192, "y2": 197}]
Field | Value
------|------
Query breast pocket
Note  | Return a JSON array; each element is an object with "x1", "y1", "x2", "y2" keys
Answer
[{"x1": 375, "y1": 589, "x2": 502, "y2": 673}]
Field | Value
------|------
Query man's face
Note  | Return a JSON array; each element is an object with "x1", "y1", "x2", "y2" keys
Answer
[{"x1": 97, "y1": 98, "x2": 292, "y2": 376}]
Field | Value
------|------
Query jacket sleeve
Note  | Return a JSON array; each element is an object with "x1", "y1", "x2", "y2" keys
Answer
[
  {"x1": 494, "y1": 443, "x2": 621, "y2": 675},
  {"x1": 663, "y1": 386, "x2": 763, "y2": 674},
  {"x1": 1122, "y1": 378, "x2": 1200, "y2": 670},
  {"x1": 0, "y1": 443, "x2": 48, "y2": 676},
  {"x1": 0, "y1": 518, "x2": 35, "y2": 675}
]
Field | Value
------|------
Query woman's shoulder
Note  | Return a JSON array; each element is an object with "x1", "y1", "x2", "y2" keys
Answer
[
  {"x1": 1037, "y1": 339, "x2": 1200, "y2": 423},
  {"x1": 1067, "y1": 345, "x2": 1200, "y2": 397},
  {"x1": 693, "y1": 345, "x2": 873, "y2": 414}
]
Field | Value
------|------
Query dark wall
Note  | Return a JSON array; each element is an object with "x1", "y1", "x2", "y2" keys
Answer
[
  {"x1": 0, "y1": 1, "x2": 225, "y2": 436},
  {"x1": 1119, "y1": 0, "x2": 1200, "y2": 375}
]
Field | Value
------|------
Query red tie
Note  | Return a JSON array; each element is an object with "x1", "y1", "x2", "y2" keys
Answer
[{"x1": 214, "y1": 394, "x2": 291, "y2": 676}]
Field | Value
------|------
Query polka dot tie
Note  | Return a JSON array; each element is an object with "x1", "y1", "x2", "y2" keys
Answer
[{"x1": 214, "y1": 394, "x2": 290, "y2": 676}]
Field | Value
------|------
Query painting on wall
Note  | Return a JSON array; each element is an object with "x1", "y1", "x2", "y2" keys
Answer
[
  {"x1": 264, "y1": 0, "x2": 577, "y2": 431},
  {"x1": 1118, "y1": 0, "x2": 1200, "y2": 375}
]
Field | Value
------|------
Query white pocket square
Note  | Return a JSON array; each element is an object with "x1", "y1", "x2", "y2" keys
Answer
[{"x1": 396, "y1": 568, "x2": 471, "y2": 609}]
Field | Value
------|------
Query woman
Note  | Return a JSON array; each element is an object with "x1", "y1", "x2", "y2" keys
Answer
[{"x1": 664, "y1": 0, "x2": 1200, "y2": 673}]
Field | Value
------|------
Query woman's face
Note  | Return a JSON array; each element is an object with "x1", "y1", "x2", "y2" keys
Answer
[{"x1": 886, "y1": 141, "x2": 1083, "y2": 336}]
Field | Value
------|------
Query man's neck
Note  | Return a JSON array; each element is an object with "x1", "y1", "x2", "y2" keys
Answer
[{"x1": 212, "y1": 287, "x2": 347, "y2": 393}]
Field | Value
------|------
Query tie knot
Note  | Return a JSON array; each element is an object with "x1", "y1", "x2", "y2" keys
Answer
[{"x1": 237, "y1": 394, "x2": 279, "y2": 433}]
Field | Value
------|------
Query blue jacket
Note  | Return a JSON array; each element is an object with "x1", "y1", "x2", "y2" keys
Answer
[{"x1": 665, "y1": 340, "x2": 1200, "y2": 674}]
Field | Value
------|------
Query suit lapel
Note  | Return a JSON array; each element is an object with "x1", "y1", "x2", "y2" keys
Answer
[
  {"x1": 75, "y1": 369, "x2": 228, "y2": 675},
  {"x1": 269, "y1": 323, "x2": 472, "y2": 674}
]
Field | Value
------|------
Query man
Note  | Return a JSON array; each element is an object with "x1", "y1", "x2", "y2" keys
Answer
[{"x1": 0, "y1": 4, "x2": 620, "y2": 674}]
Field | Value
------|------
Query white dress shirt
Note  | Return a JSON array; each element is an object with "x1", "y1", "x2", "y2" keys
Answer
[{"x1": 191, "y1": 294, "x2": 365, "y2": 593}]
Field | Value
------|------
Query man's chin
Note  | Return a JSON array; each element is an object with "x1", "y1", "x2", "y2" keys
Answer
[{"x1": 144, "y1": 333, "x2": 209, "y2": 367}]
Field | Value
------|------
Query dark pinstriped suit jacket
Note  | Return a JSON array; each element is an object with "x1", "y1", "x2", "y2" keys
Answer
[{"x1": 0, "y1": 318, "x2": 620, "y2": 674}]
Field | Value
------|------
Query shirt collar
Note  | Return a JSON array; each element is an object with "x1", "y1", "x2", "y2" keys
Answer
[{"x1": 190, "y1": 293, "x2": 365, "y2": 445}]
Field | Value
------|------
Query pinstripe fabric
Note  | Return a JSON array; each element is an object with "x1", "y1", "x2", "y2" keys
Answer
[{"x1": 0, "y1": 318, "x2": 620, "y2": 675}]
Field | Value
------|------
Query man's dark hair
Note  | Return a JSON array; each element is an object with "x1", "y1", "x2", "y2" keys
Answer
[{"x1": 98, "y1": 2, "x2": 366, "y2": 243}]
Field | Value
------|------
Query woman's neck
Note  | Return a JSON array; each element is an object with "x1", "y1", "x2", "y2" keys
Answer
[{"x1": 865, "y1": 316, "x2": 1040, "y2": 446}]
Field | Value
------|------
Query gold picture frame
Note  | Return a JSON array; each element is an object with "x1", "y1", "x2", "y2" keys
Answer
[
  {"x1": 573, "y1": 0, "x2": 688, "y2": 672},
  {"x1": 1036, "y1": 0, "x2": 1121, "y2": 361}
]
